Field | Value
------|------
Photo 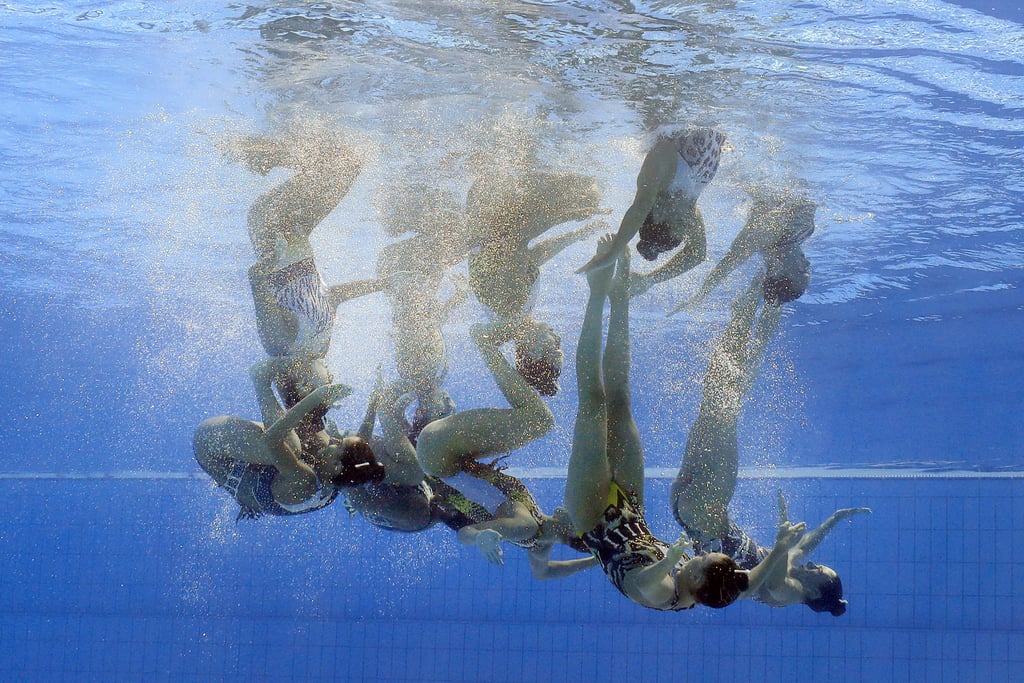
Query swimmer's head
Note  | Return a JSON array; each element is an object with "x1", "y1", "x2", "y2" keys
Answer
[
  {"x1": 410, "y1": 389, "x2": 457, "y2": 441},
  {"x1": 795, "y1": 562, "x2": 847, "y2": 616},
  {"x1": 678, "y1": 553, "x2": 750, "y2": 609},
  {"x1": 514, "y1": 320, "x2": 564, "y2": 397},
  {"x1": 637, "y1": 206, "x2": 704, "y2": 262},
  {"x1": 763, "y1": 248, "x2": 810, "y2": 305},
  {"x1": 637, "y1": 219, "x2": 682, "y2": 261},
  {"x1": 323, "y1": 435, "x2": 385, "y2": 488}
]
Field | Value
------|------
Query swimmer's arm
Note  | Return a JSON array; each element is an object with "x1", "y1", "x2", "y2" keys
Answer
[
  {"x1": 458, "y1": 503, "x2": 537, "y2": 553},
  {"x1": 263, "y1": 382, "x2": 352, "y2": 447},
  {"x1": 529, "y1": 220, "x2": 605, "y2": 266},
  {"x1": 527, "y1": 544, "x2": 599, "y2": 580},
  {"x1": 741, "y1": 521, "x2": 806, "y2": 599},
  {"x1": 631, "y1": 535, "x2": 692, "y2": 597},
  {"x1": 375, "y1": 389, "x2": 428, "y2": 486},
  {"x1": 796, "y1": 507, "x2": 872, "y2": 556},
  {"x1": 630, "y1": 229, "x2": 708, "y2": 297},
  {"x1": 328, "y1": 277, "x2": 385, "y2": 311},
  {"x1": 356, "y1": 389, "x2": 380, "y2": 442},
  {"x1": 249, "y1": 358, "x2": 289, "y2": 429},
  {"x1": 685, "y1": 224, "x2": 764, "y2": 306},
  {"x1": 576, "y1": 140, "x2": 677, "y2": 273}
]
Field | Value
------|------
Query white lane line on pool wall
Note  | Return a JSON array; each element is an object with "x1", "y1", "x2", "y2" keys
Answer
[{"x1": 0, "y1": 467, "x2": 1022, "y2": 480}]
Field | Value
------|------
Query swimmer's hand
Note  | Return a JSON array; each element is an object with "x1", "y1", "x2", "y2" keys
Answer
[
  {"x1": 775, "y1": 520, "x2": 806, "y2": 552},
  {"x1": 475, "y1": 529, "x2": 505, "y2": 566},
  {"x1": 777, "y1": 490, "x2": 790, "y2": 524},
  {"x1": 831, "y1": 507, "x2": 872, "y2": 523},
  {"x1": 670, "y1": 532, "x2": 694, "y2": 556},
  {"x1": 318, "y1": 382, "x2": 354, "y2": 408},
  {"x1": 575, "y1": 240, "x2": 622, "y2": 274}
]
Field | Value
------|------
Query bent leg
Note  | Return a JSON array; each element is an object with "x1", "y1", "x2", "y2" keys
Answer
[
  {"x1": 417, "y1": 323, "x2": 554, "y2": 478},
  {"x1": 417, "y1": 404, "x2": 554, "y2": 477},
  {"x1": 246, "y1": 139, "x2": 361, "y2": 256}
]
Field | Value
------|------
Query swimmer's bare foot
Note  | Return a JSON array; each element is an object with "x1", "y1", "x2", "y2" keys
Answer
[
  {"x1": 223, "y1": 136, "x2": 287, "y2": 175},
  {"x1": 610, "y1": 247, "x2": 631, "y2": 304},
  {"x1": 586, "y1": 234, "x2": 617, "y2": 298}
]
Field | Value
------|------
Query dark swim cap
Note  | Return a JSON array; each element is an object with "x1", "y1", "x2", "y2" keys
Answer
[
  {"x1": 693, "y1": 555, "x2": 749, "y2": 609},
  {"x1": 804, "y1": 568, "x2": 847, "y2": 616},
  {"x1": 637, "y1": 217, "x2": 682, "y2": 261},
  {"x1": 515, "y1": 352, "x2": 562, "y2": 397},
  {"x1": 763, "y1": 275, "x2": 805, "y2": 305},
  {"x1": 330, "y1": 438, "x2": 386, "y2": 487}
]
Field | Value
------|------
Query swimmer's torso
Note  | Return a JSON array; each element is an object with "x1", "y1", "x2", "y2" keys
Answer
[
  {"x1": 469, "y1": 243, "x2": 539, "y2": 320},
  {"x1": 265, "y1": 257, "x2": 333, "y2": 358},
  {"x1": 345, "y1": 480, "x2": 436, "y2": 532}
]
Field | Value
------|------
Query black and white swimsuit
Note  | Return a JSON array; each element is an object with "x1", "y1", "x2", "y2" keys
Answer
[
  {"x1": 581, "y1": 482, "x2": 693, "y2": 611},
  {"x1": 269, "y1": 257, "x2": 334, "y2": 358}
]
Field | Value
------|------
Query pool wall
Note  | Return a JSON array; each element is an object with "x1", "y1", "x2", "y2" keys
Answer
[{"x1": 1, "y1": 475, "x2": 1020, "y2": 682}]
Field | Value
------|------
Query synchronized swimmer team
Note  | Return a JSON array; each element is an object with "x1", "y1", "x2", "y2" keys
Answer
[{"x1": 194, "y1": 123, "x2": 869, "y2": 615}]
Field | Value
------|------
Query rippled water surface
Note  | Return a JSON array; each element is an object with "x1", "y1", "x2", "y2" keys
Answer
[{"x1": 1, "y1": 1, "x2": 1022, "y2": 470}]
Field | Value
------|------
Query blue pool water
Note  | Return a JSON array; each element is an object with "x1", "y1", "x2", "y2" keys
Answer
[{"x1": 1, "y1": 1, "x2": 1023, "y2": 681}]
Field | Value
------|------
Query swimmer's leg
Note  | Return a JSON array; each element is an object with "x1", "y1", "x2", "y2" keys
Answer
[
  {"x1": 246, "y1": 139, "x2": 361, "y2": 257},
  {"x1": 672, "y1": 276, "x2": 765, "y2": 535},
  {"x1": 565, "y1": 235, "x2": 617, "y2": 533},
  {"x1": 603, "y1": 248, "x2": 645, "y2": 505},
  {"x1": 417, "y1": 324, "x2": 554, "y2": 478}
]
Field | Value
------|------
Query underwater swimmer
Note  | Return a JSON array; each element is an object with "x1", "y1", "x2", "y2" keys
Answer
[
  {"x1": 466, "y1": 169, "x2": 606, "y2": 397},
  {"x1": 670, "y1": 274, "x2": 870, "y2": 615},
  {"x1": 576, "y1": 127, "x2": 726, "y2": 298},
  {"x1": 373, "y1": 186, "x2": 471, "y2": 442},
  {"x1": 565, "y1": 237, "x2": 802, "y2": 611},
  {"x1": 193, "y1": 358, "x2": 384, "y2": 520},
  {"x1": 670, "y1": 189, "x2": 815, "y2": 313},
  {"x1": 456, "y1": 459, "x2": 598, "y2": 580},
  {"x1": 232, "y1": 130, "x2": 388, "y2": 364}
]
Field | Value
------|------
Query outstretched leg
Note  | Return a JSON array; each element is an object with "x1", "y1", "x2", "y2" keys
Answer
[
  {"x1": 565, "y1": 235, "x2": 617, "y2": 533},
  {"x1": 671, "y1": 275, "x2": 773, "y2": 537},
  {"x1": 603, "y1": 248, "x2": 645, "y2": 504}
]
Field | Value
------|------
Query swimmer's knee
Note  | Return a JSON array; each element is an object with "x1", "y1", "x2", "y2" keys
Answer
[
  {"x1": 577, "y1": 385, "x2": 606, "y2": 414},
  {"x1": 415, "y1": 425, "x2": 458, "y2": 478},
  {"x1": 527, "y1": 403, "x2": 555, "y2": 439}
]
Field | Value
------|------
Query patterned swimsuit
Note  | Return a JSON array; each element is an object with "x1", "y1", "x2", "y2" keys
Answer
[
  {"x1": 639, "y1": 128, "x2": 726, "y2": 254},
  {"x1": 581, "y1": 482, "x2": 693, "y2": 611},
  {"x1": 220, "y1": 459, "x2": 339, "y2": 520},
  {"x1": 268, "y1": 257, "x2": 334, "y2": 358}
]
